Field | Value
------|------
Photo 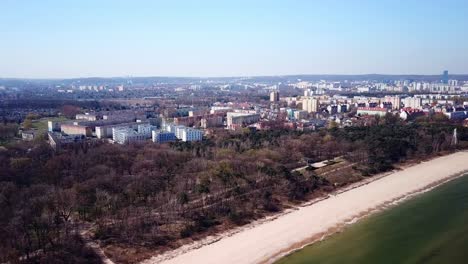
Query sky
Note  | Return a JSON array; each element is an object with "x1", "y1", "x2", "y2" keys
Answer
[{"x1": 1, "y1": 0, "x2": 467, "y2": 78}]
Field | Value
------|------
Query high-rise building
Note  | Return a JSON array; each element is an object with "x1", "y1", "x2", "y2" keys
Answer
[
  {"x1": 270, "y1": 90, "x2": 279, "y2": 102},
  {"x1": 442, "y1": 70, "x2": 449, "y2": 84},
  {"x1": 383, "y1": 96, "x2": 401, "y2": 110},
  {"x1": 449, "y1": 79, "x2": 458, "y2": 86},
  {"x1": 302, "y1": 97, "x2": 319, "y2": 113},
  {"x1": 403, "y1": 97, "x2": 423, "y2": 109}
]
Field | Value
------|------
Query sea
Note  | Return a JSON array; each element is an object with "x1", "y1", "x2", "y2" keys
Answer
[{"x1": 276, "y1": 174, "x2": 468, "y2": 264}]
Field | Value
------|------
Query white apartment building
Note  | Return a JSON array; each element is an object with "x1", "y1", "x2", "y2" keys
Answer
[
  {"x1": 270, "y1": 90, "x2": 279, "y2": 102},
  {"x1": 430, "y1": 83, "x2": 455, "y2": 93},
  {"x1": 137, "y1": 124, "x2": 153, "y2": 138},
  {"x1": 174, "y1": 126, "x2": 186, "y2": 139},
  {"x1": 403, "y1": 97, "x2": 423, "y2": 109},
  {"x1": 210, "y1": 106, "x2": 233, "y2": 114},
  {"x1": 76, "y1": 113, "x2": 98, "y2": 121},
  {"x1": 383, "y1": 96, "x2": 401, "y2": 110},
  {"x1": 112, "y1": 127, "x2": 147, "y2": 144},
  {"x1": 302, "y1": 97, "x2": 319, "y2": 113},
  {"x1": 162, "y1": 123, "x2": 204, "y2": 142},
  {"x1": 181, "y1": 128, "x2": 203, "y2": 142}
]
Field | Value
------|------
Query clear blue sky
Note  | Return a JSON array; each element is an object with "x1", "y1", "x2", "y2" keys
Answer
[{"x1": 1, "y1": 0, "x2": 467, "y2": 78}]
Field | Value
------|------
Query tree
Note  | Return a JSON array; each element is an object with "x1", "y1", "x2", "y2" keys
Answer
[
  {"x1": 61, "y1": 105, "x2": 80, "y2": 119},
  {"x1": 23, "y1": 118, "x2": 33, "y2": 130}
]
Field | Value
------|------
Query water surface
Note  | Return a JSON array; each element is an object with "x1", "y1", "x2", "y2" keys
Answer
[{"x1": 276, "y1": 174, "x2": 468, "y2": 264}]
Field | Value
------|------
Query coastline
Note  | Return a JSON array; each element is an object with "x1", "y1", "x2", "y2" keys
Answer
[
  {"x1": 269, "y1": 167, "x2": 468, "y2": 264},
  {"x1": 142, "y1": 151, "x2": 468, "y2": 264}
]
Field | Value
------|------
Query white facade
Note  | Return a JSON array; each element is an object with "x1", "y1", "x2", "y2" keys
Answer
[
  {"x1": 293, "y1": 110, "x2": 308, "y2": 120},
  {"x1": 174, "y1": 125, "x2": 186, "y2": 139},
  {"x1": 210, "y1": 106, "x2": 233, "y2": 114},
  {"x1": 383, "y1": 96, "x2": 401, "y2": 110},
  {"x1": 160, "y1": 123, "x2": 204, "y2": 142},
  {"x1": 137, "y1": 124, "x2": 153, "y2": 138},
  {"x1": 47, "y1": 121, "x2": 61, "y2": 132},
  {"x1": 403, "y1": 97, "x2": 423, "y2": 109},
  {"x1": 181, "y1": 128, "x2": 203, "y2": 142},
  {"x1": 112, "y1": 127, "x2": 147, "y2": 144},
  {"x1": 270, "y1": 91, "x2": 279, "y2": 102},
  {"x1": 76, "y1": 113, "x2": 97, "y2": 121},
  {"x1": 302, "y1": 97, "x2": 319, "y2": 113},
  {"x1": 357, "y1": 107, "x2": 388, "y2": 117}
]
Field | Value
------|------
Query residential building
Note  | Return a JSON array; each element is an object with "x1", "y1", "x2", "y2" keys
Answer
[
  {"x1": 338, "y1": 104, "x2": 348, "y2": 113},
  {"x1": 48, "y1": 132, "x2": 85, "y2": 152},
  {"x1": 95, "y1": 122, "x2": 149, "y2": 139},
  {"x1": 302, "y1": 97, "x2": 319, "y2": 113},
  {"x1": 399, "y1": 108, "x2": 425, "y2": 120},
  {"x1": 210, "y1": 106, "x2": 233, "y2": 114},
  {"x1": 21, "y1": 130, "x2": 37, "y2": 141},
  {"x1": 137, "y1": 123, "x2": 153, "y2": 138},
  {"x1": 189, "y1": 108, "x2": 209, "y2": 117},
  {"x1": 201, "y1": 115, "x2": 224, "y2": 128},
  {"x1": 180, "y1": 127, "x2": 203, "y2": 142},
  {"x1": 383, "y1": 96, "x2": 401, "y2": 110},
  {"x1": 112, "y1": 127, "x2": 147, "y2": 144},
  {"x1": 226, "y1": 112, "x2": 260, "y2": 129},
  {"x1": 357, "y1": 107, "x2": 388, "y2": 117},
  {"x1": 60, "y1": 124, "x2": 92, "y2": 136},
  {"x1": 152, "y1": 130, "x2": 176, "y2": 143},
  {"x1": 293, "y1": 110, "x2": 308, "y2": 120},
  {"x1": 403, "y1": 97, "x2": 423, "y2": 109},
  {"x1": 76, "y1": 113, "x2": 98, "y2": 121},
  {"x1": 270, "y1": 90, "x2": 279, "y2": 102},
  {"x1": 327, "y1": 105, "x2": 338, "y2": 115},
  {"x1": 48, "y1": 121, "x2": 61, "y2": 132},
  {"x1": 174, "y1": 125, "x2": 187, "y2": 139}
]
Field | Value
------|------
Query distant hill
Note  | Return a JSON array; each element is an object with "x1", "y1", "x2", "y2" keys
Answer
[{"x1": 2, "y1": 74, "x2": 468, "y2": 86}]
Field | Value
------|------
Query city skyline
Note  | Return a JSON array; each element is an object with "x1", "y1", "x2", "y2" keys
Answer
[{"x1": 1, "y1": 0, "x2": 468, "y2": 78}]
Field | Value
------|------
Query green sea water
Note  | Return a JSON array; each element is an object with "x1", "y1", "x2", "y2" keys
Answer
[{"x1": 276, "y1": 174, "x2": 468, "y2": 264}]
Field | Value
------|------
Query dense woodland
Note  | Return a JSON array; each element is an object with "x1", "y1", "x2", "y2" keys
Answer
[{"x1": 1, "y1": 113, "x2": 467, "y2": 263}]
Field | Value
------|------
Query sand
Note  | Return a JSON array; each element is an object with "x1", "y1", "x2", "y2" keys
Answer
[{"x1": 142, "y1": 151, "x2": 468, "y2": 264}]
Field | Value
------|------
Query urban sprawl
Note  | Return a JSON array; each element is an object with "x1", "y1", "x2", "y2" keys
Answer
[{"x1": 2, "y1": 71, "x2": 468, "y2": 151}]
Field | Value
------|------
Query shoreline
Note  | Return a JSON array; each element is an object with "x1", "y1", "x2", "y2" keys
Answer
[
  {"x1": 268, "y1": 167, "x2": 468, "y2": 264},
  {"x1": 142, "y1": 151, "x2": 468, "y2": 264}
]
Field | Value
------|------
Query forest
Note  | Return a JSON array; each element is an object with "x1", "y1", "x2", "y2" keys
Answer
[{"x1": 1, "y1": 113, "x2": 467, "y2": 263}]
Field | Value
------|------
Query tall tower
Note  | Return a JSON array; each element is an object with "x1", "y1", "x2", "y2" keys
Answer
[
  {"x1": 270, "y1": 90, "x2": 279, "y2": 102},
  {"x1": 442, "y1": 70, "x2": 449, "y2": 84}
]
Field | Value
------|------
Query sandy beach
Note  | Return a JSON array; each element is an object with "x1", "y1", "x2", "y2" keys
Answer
[{"x1": 142, "y1": 151, "x2": 468, "y2": 264}]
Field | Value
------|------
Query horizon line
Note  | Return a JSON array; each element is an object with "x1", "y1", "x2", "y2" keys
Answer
[{"x1": 0, "y1": 72, "x2": 466, "y2": 81}]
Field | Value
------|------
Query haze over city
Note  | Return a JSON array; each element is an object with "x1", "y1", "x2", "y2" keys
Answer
[{"x1": 1, "y1": 0, "x2": 468, "y2": 78}]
